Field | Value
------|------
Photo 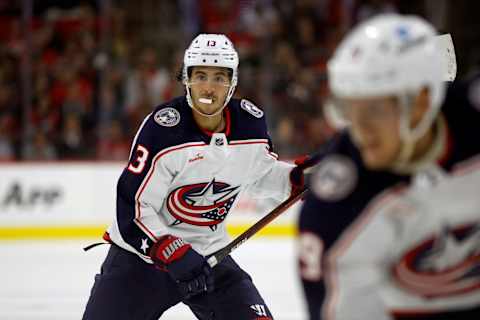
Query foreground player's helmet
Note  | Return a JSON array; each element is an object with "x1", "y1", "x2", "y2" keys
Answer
[
  {"x1": 327, "y1": 14, "x2": 456, "y2": 141},
  {"x1": 183, "y1": 34, "x2": 239, "y2": 114}
]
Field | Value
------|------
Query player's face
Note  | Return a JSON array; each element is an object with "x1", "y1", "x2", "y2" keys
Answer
[
  {"x1": 341, "y1": 96, "x2": 402, "y2": 170},
  {"x1": 188, "y1": 66, "x2": 231, "y2": 115}
]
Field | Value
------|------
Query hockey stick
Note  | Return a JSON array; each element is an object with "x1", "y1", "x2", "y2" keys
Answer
[
  {"x1": 205, "y1": 148, "x2": 328, "y2": 268},
  {"x1": 206, "y1": 186, "x2": 308, "y2": 267}
]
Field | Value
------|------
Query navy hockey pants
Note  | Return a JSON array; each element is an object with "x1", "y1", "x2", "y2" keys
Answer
[{"x1": 82, "y1": 244, "x2": 273, "y2": 319}]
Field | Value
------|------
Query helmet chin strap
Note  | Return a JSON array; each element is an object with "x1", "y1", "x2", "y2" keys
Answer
[
  {"x1": 392, "y1": 138, "x2": 416, "y2": 173},
  {"x1": 390, "y1": 93, "x2": 419, "y2": 172},
  {"x1": 391, "y1": 91, "x2": 437, "y2": 173}
]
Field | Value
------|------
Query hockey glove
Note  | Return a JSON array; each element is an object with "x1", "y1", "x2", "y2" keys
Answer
[
  {"x1": 289, "y1": 154, "x2": 317, "y2": 196},
  {"x1": 150, "y1": 235, "x2": 214, "y2": 299}
]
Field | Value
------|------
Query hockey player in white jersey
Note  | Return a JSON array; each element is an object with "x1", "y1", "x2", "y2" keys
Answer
[
  {"x1": 298, "y1": 14, "x2": 480, "y2": 320},
  {"x1": 82, "y1": 34, "x2": 307, "y2": 319}
]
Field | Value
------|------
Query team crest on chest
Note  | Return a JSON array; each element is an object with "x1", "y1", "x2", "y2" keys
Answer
[
  {"x1": 393, "y1": 223, "x2": 480, "y2": 298},
  {"x1": 166, "y1": 179, "x2": 240, "y2": 230},
  {"x1": 154, "y1": 107, "x2": 181, "y2": 127},
  {"x1": 240, "y1": 99, "x2": 264, "y2": 118}
]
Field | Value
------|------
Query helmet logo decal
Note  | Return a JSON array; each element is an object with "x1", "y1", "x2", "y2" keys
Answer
[
  {"x1": 395, "y1": 26, "x2": 410, "y2": 40},
  {"x1": 154, "y1": 108, "x2": 181, "y2": 127},
  {"x1": 351, "y1": 46, "x2": 362, "y2": 60}
]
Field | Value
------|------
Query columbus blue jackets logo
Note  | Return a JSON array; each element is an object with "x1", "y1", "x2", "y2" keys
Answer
[
  {"x1": 166, "y1": 179, "x2": 239, "y2": 230},
  {"x1": 393, "y1": 223, "x2": 480, "y2": 298},
  {"x1": 154, "y1": 107, "x2": 180, "y2": 127}
]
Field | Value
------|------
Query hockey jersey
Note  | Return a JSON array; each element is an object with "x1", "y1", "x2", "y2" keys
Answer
[
  {"x1": 107, "y1": 96, "x2": 293, "y2": 263},
  {"x1": 298, "y1": 72, "x2": 480, "y2": 320}
]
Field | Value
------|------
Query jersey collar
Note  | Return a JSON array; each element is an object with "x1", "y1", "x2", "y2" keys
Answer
[{"x1": 198, "y1": 107, "x2": 231, "y2": 137}]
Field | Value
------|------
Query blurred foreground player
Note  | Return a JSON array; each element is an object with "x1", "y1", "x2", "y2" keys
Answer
[
  {"x1": 83, "y1": 33, "x2": 307, "y2": 319},
  {"x1": 297, "y1": 14, "x2": 480, "y2": 320}
]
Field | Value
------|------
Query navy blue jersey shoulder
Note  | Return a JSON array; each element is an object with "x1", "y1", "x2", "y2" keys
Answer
[
  {"x1": 441, "y1": 71, "x2": 480, "y2": 169},
  {"x1": 299, "y1": 132, "x2": 408, "y2": 248},
  {"x1": 128, "y1": 96, "x2": 203, "y2": 161},
  {"x1": 227, "y1": 98, "x2": 270, "y2": 141}
]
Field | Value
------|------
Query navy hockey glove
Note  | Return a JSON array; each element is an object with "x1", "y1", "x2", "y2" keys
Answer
[
  {"x1": 150, "y1": 235, "x2": 214, "y2": 299},
  {"x1": 289, "y1": 155, "x2": 310, "y2": 196},
  {"x1": 290, "y1": 153, "x2": 321, "y2": 196}
]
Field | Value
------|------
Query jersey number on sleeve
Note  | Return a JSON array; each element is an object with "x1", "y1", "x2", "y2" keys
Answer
[
  {"x1": 299, "y1": 232, "x2": 324, "y2": 281},
  {"x1": 128, "y1": 145, "x2": 149, "y2": 174}
]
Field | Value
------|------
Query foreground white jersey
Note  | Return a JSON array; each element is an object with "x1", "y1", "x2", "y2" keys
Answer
[
  {"x1": 107, "y1": 97, "x2": 293, "y2": 262},
  {"x1": 325, "y1": 161, "x2": 480, "y2": 319},
  {"x1": 299, "y1": 73, "x2": 480, "y2": 320}
]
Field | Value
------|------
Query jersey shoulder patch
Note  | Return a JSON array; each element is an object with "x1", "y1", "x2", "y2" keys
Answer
[
  {"x1": 240, "y1": 99, "x2": 264, "y2": 118},
  {"x1": 153, "y1": 107, "x2": 181, "y2": 127},
  {"x1": 311, "y1": 154, "x2": 358, "y2": 202}
]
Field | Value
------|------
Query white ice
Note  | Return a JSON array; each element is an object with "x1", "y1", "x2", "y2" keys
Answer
[{"x1": 0, "y1": 238, "x2": 307, "y2": 319}]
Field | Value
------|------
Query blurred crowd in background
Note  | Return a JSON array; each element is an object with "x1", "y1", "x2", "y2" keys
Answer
[{"x1": 0, "y1": 0, "x2": 478, "y2": 161}]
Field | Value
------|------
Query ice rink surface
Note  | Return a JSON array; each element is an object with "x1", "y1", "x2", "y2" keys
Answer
[{"x1": 0, "y1": 238, "x2": 307, "y2": 319}]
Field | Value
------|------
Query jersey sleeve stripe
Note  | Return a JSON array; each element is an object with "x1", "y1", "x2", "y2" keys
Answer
[
  {"x1": 133, "y1": 219, "x2": 158, "y2": 242},
  {"x1": 268, "y1": 151, "x2": 279, "y2": 160},
  {"x1": 229, "y1": 139, "x2": 269, "y2": 145},
  {"x1": 452, "y1": 154, "x2": 480, "y2": 175}
]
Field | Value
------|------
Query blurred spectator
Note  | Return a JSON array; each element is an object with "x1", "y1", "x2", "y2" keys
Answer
[
  {"x1": 3, "y1": 0, "x2": 477, "y2": 162},
  {"x1": 22, "y1": 131, "x2": 57, "y2": 160},
  {"x1": 353, "y1": 0, "x2": 397, "y2": 24},
  {"x1": 0, "y1": 136, "x2": 14, "y2": 161},
  {"x1": 125, "y1": 46, "x2": 170, "y2": 113},
  {"x1": 198, "y1": 0, "x2": 244, "y2": 34},
  {"x1": 273, "y1": 117, "x2": 296, "y2": 157},
  {"x1": 96, "y1": 119, "x2": 129, "y2": 161},
  {"x1": 57, "y1": 113, "x2": 87, "y2": 159},
  {"x1": 0, "y1": 80, "x2": 19, "y2": 161}
]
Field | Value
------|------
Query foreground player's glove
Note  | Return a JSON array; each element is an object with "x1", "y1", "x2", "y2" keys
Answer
[
  {"x1": 289, "y1": 154, "x2": 317, "y2": 196},
  {"x1": 150, "y1": 235, "x2": 214, "y2": 299}
]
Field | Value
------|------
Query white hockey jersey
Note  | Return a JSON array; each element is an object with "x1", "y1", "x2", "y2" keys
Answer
[
  {"x1": 324, "y1": 160, "x2": 480, "y2": 320},
  {"x1": 298, "y1": 73, "x2": 480, "y2": 320},
  {"x1": 107, "y1": 97, "x2": 293, "y2": 263}
]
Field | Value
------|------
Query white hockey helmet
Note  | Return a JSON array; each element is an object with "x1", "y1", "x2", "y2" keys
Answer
[
  {"x1": 183, "y1": 34, "x2": 239, "y2": 115},
  {"x1": 327, "y1": 14, "x2": 456, "y2": 141}
]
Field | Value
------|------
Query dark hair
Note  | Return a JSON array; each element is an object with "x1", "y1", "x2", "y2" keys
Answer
[{"x1": 176, "y1": 64, "x2": 185, "y2": 82}]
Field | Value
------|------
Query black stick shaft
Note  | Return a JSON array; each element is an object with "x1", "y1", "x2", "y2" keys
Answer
[{"x1": 206, "y1": 187, "x2": 308, "y2": 267}]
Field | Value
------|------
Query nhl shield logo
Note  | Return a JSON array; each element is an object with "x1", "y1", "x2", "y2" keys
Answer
[{"x1": 154, "y1": 107, "x2": 181, "y2": 127}]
